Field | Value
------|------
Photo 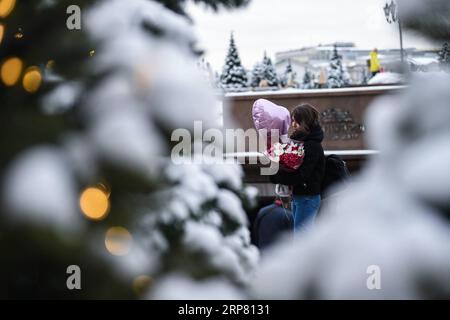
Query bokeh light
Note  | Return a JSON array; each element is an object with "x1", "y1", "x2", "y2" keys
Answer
[
  {"x1": 22, "y1": 66, "x2": 42, "y2": 93},
  {"x1": 89, "y1": 50, "x2": 95, "y2": 57},
  {"x1": 79, "y1": 187, "x2": 110, "y2": 220},
  {"x1": 0, "y1": 0, "x2": 16, "y2": 18},
  {"x1": 133, "y1": 275, "x2": 153, "y2": 296},
  {"x1": 105, "y1": 227, "x2": 133, "y2": 256},
  {"x1": 0, "y1": 24, "x2": 4, "y2": 44},
  {"x1": 1, "y1": 57, "x2": 23, "y2": 86}
]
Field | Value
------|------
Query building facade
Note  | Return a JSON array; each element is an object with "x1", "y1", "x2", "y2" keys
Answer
[{"x1": 275, "y1": 42, "x2": 439, "y2": 86}]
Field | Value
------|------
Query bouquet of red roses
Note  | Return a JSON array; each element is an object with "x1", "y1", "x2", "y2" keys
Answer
[{"x1": 266, "y1": 140, "x2": 305, "y2": 172}]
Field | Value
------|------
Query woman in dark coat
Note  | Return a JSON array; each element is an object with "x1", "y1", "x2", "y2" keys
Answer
[{"x1": 270, "y1": 103, "x2": 325, "y2": 232}]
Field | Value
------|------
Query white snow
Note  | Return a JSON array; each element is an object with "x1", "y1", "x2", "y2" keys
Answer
[
  {"x1": 368, "y1": 72, "x2": 404, "y2": 85},
  {"x1": 203, "y1": 210, "x2": 223, "y2": 227},
  {"x1": 62, "y1": 133, "x2": 98, "y2": 182},
  {"x1": 225, "y1": 228, "x2": 260, "y2": 279},
  {"x1": 182, "y1": 221, "x2": 221, "y2": 252},
  {"x1": 86, "y1": 0, "x2": 195, "y2": 46},
  {"x1": 201, "y1": 162, "x2": 244, "y2": 191},
  {"x1": 177, "y1": 166, "x2": 219, "y2": 201},
  {"x1": 2, "y1": 146, "x2": 80, "y2": 231},
  {"x1": 408, "y1": 57, "x2": 438, "y2": 66},
  {"x1": 86, "y1": 2, "x2": 219, "y2": 131},
  {"x1": 41, "y1": 82, "x2": 82, "y2": 114},
  {"x1": 166, "y1": 163, "x2": 220, "y2": 214},
  {"x1": 150, "y1": 273, "x2": 246, "y2": 300},
  {"x1": 182, "y1": 221, "x2": 250, "y2": 283},
  {"x1": 217, "y1": 189, "x2": 248, "y2": 226},
  {"x1": 252, "y1": 165, "x2": 450, "y2": 299},
  {"x1": 243, "y1": 185, "x2": 259, "y2": 208},
  {"x1": 366, "y1": 73, "x2": 450, "y2": 206},
  {"x1": 105, "y1": 240, "x2": 160, "y2": 279},
  {"x1": 90, "y1": 106, "x2": 164, "y2": 175}
]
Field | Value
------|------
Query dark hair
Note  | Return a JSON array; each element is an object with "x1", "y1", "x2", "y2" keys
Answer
[{"x1": 291, "y1": 103, "x2": 320, "y2": 134}]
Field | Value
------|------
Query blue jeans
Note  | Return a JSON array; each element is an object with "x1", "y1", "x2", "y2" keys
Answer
[{"x1": 291, "y1": 195, "x2": 321, "y2": 232}]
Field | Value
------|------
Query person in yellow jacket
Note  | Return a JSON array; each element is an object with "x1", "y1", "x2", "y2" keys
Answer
[{"x1": 370, "y1": 48, "x2": 381, "y2": 76}]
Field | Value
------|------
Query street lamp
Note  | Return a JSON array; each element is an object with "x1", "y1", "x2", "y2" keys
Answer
[{"x1": 383, "y1": 0, "x2": 404, "y2": 63}]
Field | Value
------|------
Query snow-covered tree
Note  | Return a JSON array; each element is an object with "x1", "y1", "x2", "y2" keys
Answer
[
  {"x1": 280, "y1": 60, "x2": 298, "y2": 88},
  {"x1": 327, "y1": 45, "x2": 351, "y2": 88},
  {"x1": 302, "y1": 69, "x2": 315, "y2": 89},
  {"x1": 0, "y1": 0, "x2": 257, "y2": 299},
  {"x1": 261, "y1": 53, "x2": 279, "y2": 87},
  {"x1": 250, "y1": 62, "x2": 265, "y2": 88},
  {"x1": 220, "y1": 33, "x2": 248, "y2": 90},
  {"x1": 250, "y1": 53, "x2": 280, "y2": 89}
]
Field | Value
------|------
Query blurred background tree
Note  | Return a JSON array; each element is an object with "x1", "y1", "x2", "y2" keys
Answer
[
  {"x1": 261, "y1": 52, "x2": 279, "y2": 88},
  {"x1": 327, "y1": 45, "x2": 351, "y2": 88},
  {"x1": 220, "y1": 32, "x2": 248, "y2": 90}
]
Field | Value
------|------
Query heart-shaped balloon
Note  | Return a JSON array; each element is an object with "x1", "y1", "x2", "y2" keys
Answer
[{"x1": 252, "y1": 98, "x2": 291, "y2": 147}]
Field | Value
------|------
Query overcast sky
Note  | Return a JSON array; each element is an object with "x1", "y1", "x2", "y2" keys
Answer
[{"x1": 186, "y1": 0, "x2": 438, "y2": 72}]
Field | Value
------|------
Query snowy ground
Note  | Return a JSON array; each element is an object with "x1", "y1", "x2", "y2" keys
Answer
[{"x1": 368, "y1": 73, "x2": 404, "y2": 85}]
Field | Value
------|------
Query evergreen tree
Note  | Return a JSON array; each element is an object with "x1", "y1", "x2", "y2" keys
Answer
[
  {"x1": 327, "y1": 45, "x2": 351, "y2": 88},
  {"x1": 280, "y1": 60, "x2": 298, "y2": 88},
  {"x1": 261, "y1": 53, "x2": 279, "y2": 87},
  {"x1": 438, "y1": 42, "x2": 450, "y2": 72},
  {"x1": 302, "y1": 69, "x2": 314, "y2": 89},
  {"x1": 0, "y1": 0, "x2": 257, "y2": 299},
  {"x1": 250, "y1": 62, "x2": 265, "y2": 88},
  {"x1": 285, "y1": 60, "x2": 293, "y2": 74},
  {"x1": 220, "y1": 33, "x2": 248, "y2": 90}
]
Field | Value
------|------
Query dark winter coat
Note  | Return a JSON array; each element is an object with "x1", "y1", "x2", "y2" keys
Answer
[
  {"x1": 270, "y1": 124, "x2": 326, "y2": 196},
  {"x1": 252, "y1": 202, "x2": 293, "y2": 250}
]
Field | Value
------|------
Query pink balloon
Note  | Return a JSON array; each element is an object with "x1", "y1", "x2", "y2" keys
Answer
[{"x1": 252, "y1": 98, "x2": 291, "y2": 140}]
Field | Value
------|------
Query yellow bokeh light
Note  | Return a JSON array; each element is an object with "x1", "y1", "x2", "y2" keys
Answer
[
  {"x1": 1, "y1": 57, "x2": 23, "y2": 86},
  {"x1": 133, "y1": 275, "x2": 153, "y2": 296},
  {"x1": 22, "y1": 66, "x2": 42, "y2": 93},
  {"x1": 79, "y1": 187, "x2": 110, "y2": 220},
  {"x1": 89, "y1": 50, "x2": 95, "y2": 57},
  {"x1": 0, "y1": 24, "x2": 4, "y2": 44},
  {"x1": 105, "y1": 227, "x2": 133, "y2": 256},
  {"x1": 0, "y1": 0, "x2": 16, "y2": 18}
]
